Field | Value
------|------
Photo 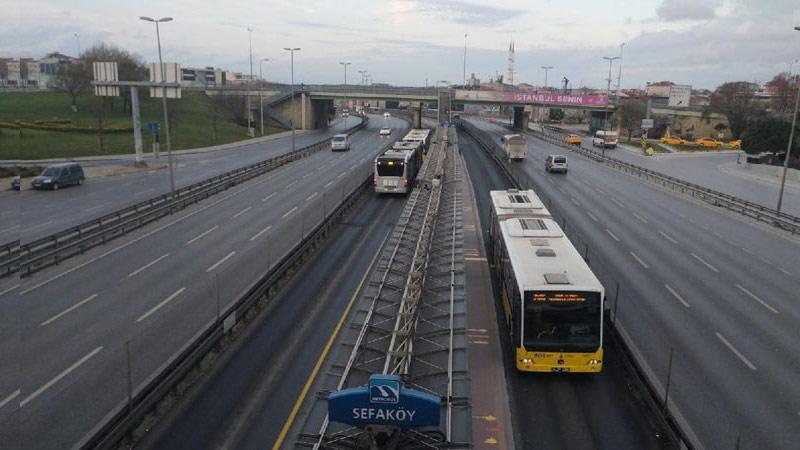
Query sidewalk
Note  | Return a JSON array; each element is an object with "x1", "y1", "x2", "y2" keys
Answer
[
  {"x1": 0, "y1": 127, "x2": 311, "y2": 165},
  {"x1": 720, "y1": 161, "x2": 800, "y2": 192}
]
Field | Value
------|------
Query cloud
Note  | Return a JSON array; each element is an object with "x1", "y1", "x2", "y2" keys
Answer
[
  {"x1": 390, "y1": 0, "x2": 524, "y2": 26},
  {"x1": 656, "y1": 0, "x2": 721, "y2": 22}
]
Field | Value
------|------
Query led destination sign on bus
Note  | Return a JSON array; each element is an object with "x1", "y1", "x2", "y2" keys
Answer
[{"x1": 532, "y1": 292, "x2": 588, "y2": 302}]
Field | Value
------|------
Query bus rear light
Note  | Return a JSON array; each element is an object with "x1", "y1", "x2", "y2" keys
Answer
[
  {"x1": 373, "y1": 176, "x2": 377, "y2": 186},
  {"x1": 403, "y1": 178, "x2": 409, "y2": 187}
]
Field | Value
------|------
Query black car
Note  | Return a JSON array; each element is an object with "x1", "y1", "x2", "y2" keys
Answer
[{"x1": 31, "y1": 163, "x2": 85, "y2": 190}]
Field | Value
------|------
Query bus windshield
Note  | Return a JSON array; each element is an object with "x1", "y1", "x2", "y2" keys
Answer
[
  {"x1": 523, "y1": 291, "x2": 601, "y2": 352},
  {"x1": 377, "y1": 159, "x2": 405, "y2": 177}
]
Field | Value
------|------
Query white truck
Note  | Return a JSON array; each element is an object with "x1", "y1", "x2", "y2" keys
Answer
[
  {"x1": 592, "y1": 130, "x2": 618, "y2": 149},
  {"x1": 501, "y1": 134, "x2": 527, "y2": 161}
]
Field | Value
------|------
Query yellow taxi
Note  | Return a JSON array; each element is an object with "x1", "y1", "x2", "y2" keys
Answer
[
  {"x1": 695, "y1": 137, "x2": 723, "y2": 148},
  {"x1": 660, "y1": 136, "x2": 687, "y2": 145},
  {"x1": 728, "y1": 139, "x2": 741, "y2": 149},
  {"x1": 565, "y1": 134, "x2": 582, "y2": 145}
]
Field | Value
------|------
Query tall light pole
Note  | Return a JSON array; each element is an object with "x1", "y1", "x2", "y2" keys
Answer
[
  {"x1": 339, "y1": 61, "x2": 351, "y2": 85},
  {"x1": 247, "y1": 28, "x2": 254, "y2": 136},
  {"x1": 74, "y1": 33, "x2": 81, "y2": 57},
  {"x1": 776, "y1": 26, "x2": 800, "y2": 215},
  {"x1": 790, "y1": 58, "x2": 799, "y2": 78},
  {"x1": 284, "y1": 47, "x2": 300, "y2": 152},
  {"x1": 463, "y1": 33, "x2": 468, "y2": 86},
  {"x1": 616, "y1": 43, "x2": 625, "y2": 101},
  {"x1": 541, "y1": 65, "x2": 553, "y2": 90},
  {"x1": 140, "y1": 15, "x2": 176, "y2": 199},
  {"x1": 358, "y1": 70, "x2": 366, "y2": 86},
  {"x1": 602, "y1": 55, "x2": 620, "y2": 131},
  {"x1": 259, "y1": 58, "x2": 269, "y2": 136}
]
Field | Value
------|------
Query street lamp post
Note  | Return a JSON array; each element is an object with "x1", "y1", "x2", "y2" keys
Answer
[
  {"x1": 339, "y1": 61, "x2": 351, "y2": 85},
  {"x1": 259, "y1": 58, "x2": 269, "y2": 136},
  {"x1": 74, "y1": 33, "x2": 81, "y2": 57},
  {"x1": 247, "y1": 28, "x2": 254, "y2": 136},
  {"x1": 541, "y1": 65, "x2": 553, "y2": 90},
  {"x1": 602, "y1": 55, "x2": 620, "y2": 130},
  {"x1": 776, "y1": 26, "x2": 800, "y2": 215},
  {"x1": 616, "y1": 43, "x2": 625, "y2": 102},
  {"x1": 284, "y1": 47, "x2": 301, "y2": 152},
  {"x1": 463, "y1": 33, "x2": 468, "y2": 86},
  {"x1": 140, "y1": 15, "x2": 176, "y2": 200}
]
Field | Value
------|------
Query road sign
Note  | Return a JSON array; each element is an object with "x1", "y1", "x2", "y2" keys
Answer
[
  {"x1": 149, "y1": 63, "x2": 182, "y2": 98},
  {"x1": 147, "y1": 122, "x2": 160, "y2": 133},
  {"x1": 93, "y1": 62, "x2": 119, "y2": 97},
  {"x1": 328, "y1": 374, "x2": 440, "y2": 429},
  {"x1": 641, "y1": 119, "x2": 654, "y2": 129}
]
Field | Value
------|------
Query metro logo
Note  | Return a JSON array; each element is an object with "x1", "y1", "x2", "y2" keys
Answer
[{"x1": 369, "y1": 377, "x2": 400, "y2": 404}]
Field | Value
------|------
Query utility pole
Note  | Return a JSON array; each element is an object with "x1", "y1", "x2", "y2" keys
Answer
[
  {"x1": 541, "y1": 65, "x2": 553, "y2": 90},
  {"x1": 247, "y1": 27, "x2": 254, "y2": 136},
  {"x1": 339, "y1": 61, "x2": 351, "y2": 85},
  {"x1": 602, "y1": 55, "x2": 620, "y2": 131},
  {"x1": 140, "y1": 16, "x2": 175, "y2": 199},
  {"x1": 776, "y1": 26, "x2": 800, "y2": 215},
  {"x1": 463, "y1": 33, "x2": 467, "y2": 86}
]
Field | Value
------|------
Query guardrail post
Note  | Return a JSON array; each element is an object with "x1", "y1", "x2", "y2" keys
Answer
[
  {"x1": 216, "y1": 274, "x2": 221, "y2": 324},
  {"x1": 612, "y1": 282, "x2": 621, "y2": 324},
  {"x1": 126, "y1": 341, "x2": 133, "y2": 412}
]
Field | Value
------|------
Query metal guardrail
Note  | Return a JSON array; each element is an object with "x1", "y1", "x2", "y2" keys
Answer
[
  {"x1": 0, "y1": 118, "x2": 369, "y2": 278},
  {"x1": 457, "y1": 119, "x2": 698, "y2": 450},
  {"x1": 82, "y1": 171, "x2": 374, "y2": 450},
  {"x1": 527, "y1": 125, "x2": 800, "y2": 235},
  {"x1": 0, "y1": 240, "x2": 19, "y2": 277}
]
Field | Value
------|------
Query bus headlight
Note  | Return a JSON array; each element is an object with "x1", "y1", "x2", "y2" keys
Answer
[
  {"x1": 588, "y1": 359, "x2": 601, "y2": 365},
  {"x1": 521, "y1": 358, "x2": 533, "y2": 365}
]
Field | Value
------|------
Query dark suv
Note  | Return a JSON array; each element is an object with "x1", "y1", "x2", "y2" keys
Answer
[{"x1": 31, "y1": 163, "x2": 85, "y2": 190}]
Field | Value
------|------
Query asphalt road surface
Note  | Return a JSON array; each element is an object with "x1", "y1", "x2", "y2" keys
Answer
[
  {"x1": 0, "y1": 115, "x2": 408, "y2": 449},
  {"x1": 470, "y1": 118, "x2": 800, "y2": 450}
]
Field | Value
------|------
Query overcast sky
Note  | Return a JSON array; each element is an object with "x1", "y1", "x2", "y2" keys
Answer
[{"x1": 3, "y1": 0, "x2": 800, "y2": 90}]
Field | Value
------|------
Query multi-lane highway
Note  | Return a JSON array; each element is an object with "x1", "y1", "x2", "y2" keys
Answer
[
  {"x1": 0, "y1": 115, "x2": 408, "y2": 449},
  {"x1": 470, "y1": 118, "x2": 800, "y2": 450},
  {"x1": 3, "y1": 122, "x2": 353, "y2": 244}
]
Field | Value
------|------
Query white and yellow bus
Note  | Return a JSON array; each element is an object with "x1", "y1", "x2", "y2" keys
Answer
[
  {"x1": 489, "y1": 190, "x2": 604, "y2": 373},
  {"x1": 374, "y1": 141, "x2": 423, "y2": 195}
]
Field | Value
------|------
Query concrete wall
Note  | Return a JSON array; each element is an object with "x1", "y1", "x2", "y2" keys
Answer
[
  {"x1": 270, "y1": 93, "x2": 333, "y2": 129},
  {"x1": 744, "y1": 163, "x2": 800, "y2": 183}
]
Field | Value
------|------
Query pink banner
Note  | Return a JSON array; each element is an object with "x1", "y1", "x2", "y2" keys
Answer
[{"x1": 453, "y1": 90, "x2": 608, "y2": 107}]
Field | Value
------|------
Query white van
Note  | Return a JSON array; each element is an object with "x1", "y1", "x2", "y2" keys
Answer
[
  {"x1": 592, "y1": 130, "x2": 618, "y2": 149},
  {"x1": 545, "y1": 155, "x2": 568, "y2": 173},
  {"x1": 331, "y1": 134, "x2": 350, "y2": 151}
]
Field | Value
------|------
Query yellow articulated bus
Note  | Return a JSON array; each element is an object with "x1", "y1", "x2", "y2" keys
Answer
[{"x1": 488, "y1": 189, "x2": 605, "y2": 373}]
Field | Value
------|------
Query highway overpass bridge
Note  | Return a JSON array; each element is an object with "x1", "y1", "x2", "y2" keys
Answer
[{"x1": 205, "y1": 84, "x2": 615, "y2": 130}]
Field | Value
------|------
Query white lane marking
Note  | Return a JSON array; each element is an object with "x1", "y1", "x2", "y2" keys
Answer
[
  {"x1": 570, "y1": 197, "x2": 581, "y2": 207},
  {"x1": 595, "y1": 187, "x2": 607, "y2": 195},
  {"x1": 84, "y1": 204, "x2": 105, "y2": 213},
  {"x1": 285, "y1": 180, "x2": 298, "y2": 189},
  {"x1": 127, "y1": 253, "x2": 170, "y2": 278},
  {"x1": 586, "y1": 211, "x2": 599, "y2": 222},
  {"x1": 306, "y1": 192, "x2": 319, "y2": 202},
  {"x1": 0, "y1": 389, "x2": 20, "y2": 410},
  {"x1": 610, "y1": 197, "x2": 626, "y2": 208},
  {"x1": 262, "y1": 192, "x2": 276, "y2": 202},
  {"x1": 735, "y1": 284, "x2": 779, "y2": 314},
  {"x1": 740, "y1": 246, "x2": 754, "y2": 255},
  {"x1": 20, "y1": 346, "x2": 103, "y2": 407},
  {"x1": 715, "y1": 332, "x2": 757, "y2": 371},
  {"x1": 303, "y1": 172, "x2": 315, "y2": 178},
  {"x1": 206, "y1": 251, "x2": 236, "y2": 273},
  {"x1": 778, "y1": 267, "x2": 792, "y2": 276},
  {"x1": 40, "y1": 293, "x2": 99, "y2": 326},
  {"x1": 0, "y1": 284, "x2": 20, "y2": 297},
  {"x1": 664, "y1": 284, "x2": 691, "y2": 308},
  {"x1": 0, "y1": 224, "x2": 21, "y2": 234},
  {"x1": 580, "y1": 179, "x2": 591, "y2": 187},
  {"x1": 20, "y1": 179, "x2": 270, "y2": 295},
  {"x1": 27, "y1": 220, "x2": 54, "y2": 232},
  {"x1": 630, "y1": 251, "x2": 649, "y2": 269},
  {"x1": 337, "y1": 172, "x2": 347, "y2": 179},
  {"x1": 606, "y1": 229, "x2": 620, "y2": 242},
  {"x1": 140, "y1": 188, "x2": 155, "y2": 195},
  {"x1": 324, "y1": 180, "x2": 335, "y2": 188},
  {"x1": 186, "y1": 225, "x2": 219, "y2": 245},
  {"x1": 249, "y1": 225, "x2": 273, "y2": 242},
  {"x1": 556, "y1": 186, "x2": 566, "y2": 194},
  {"x1": 547, "y1": 178, "x2": 555, "y2": 184},
  {"x1": 232, "y1": 206, "x2": 253, "y2": 218},
  {"x1": 282, "y1": 206, "x2": 298, "y2": 219},
  {"x1": 758, "y1": 256, "x2": 773, "y2": 266},
  {"x1": 690, "y1": 252, "x2": 719, "y2": 273},
  {"x1": 136, "y1": 288, "x2": 186, "y2": 322},
  {"x1": 632, "y1": 212, "x2": 649, "y2": 224},
  {"x1": 349, "y1": 164, "x2": 358, "y2": 171},
  {"x1": 20, "y1": 257, "x2": 98, "y2": 296},
  {"x1": 657, "y1": 229, "x2": 678, "y2": 244}
]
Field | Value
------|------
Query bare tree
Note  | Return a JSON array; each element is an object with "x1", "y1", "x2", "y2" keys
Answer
[
  {"x1": 52, "y1": 62, "x2": 90, "y2": 111},
  {"x1": 710, "y1": 81, "x2": 763, "y2": 139},
  {"x1": 618, "y1": 101, "x2": 646, "y2": 142}
]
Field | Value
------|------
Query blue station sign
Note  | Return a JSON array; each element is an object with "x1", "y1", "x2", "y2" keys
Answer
[{"x1": 328, "y1": 374, "x2": 441, "y2": 429}]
